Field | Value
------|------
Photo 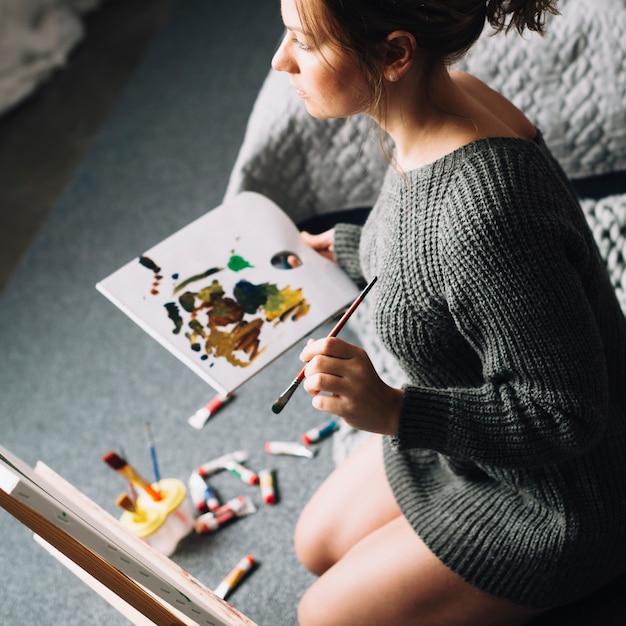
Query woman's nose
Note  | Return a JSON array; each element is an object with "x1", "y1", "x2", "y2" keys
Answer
[{"x1": 272, "y1": 32, "x2": 295, "y2": 73}]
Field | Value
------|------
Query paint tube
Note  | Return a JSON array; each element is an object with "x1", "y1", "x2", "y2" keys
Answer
[
  {"x1": 188, "y1": 471, "x2": 220, "y2": 514},
  {"x1": 225, "y1": 461, "x2": 259, "y2": 485},
  {"x1": 195, "y1": 450, "x2": 248, "y2": 477},
  {"x1": 301, "y1": 419, "x2": 339, "y2": 445},
  {"x1": 258, "y1": 468, "x2": 277, "y2": 505},
  {"x1": 264, "y1": 441, "x2": 317, "y2": 459},
  {"x1": 193, "y1": 496, "x2": 256, "y2": 534},
  {"x1": 213, "y1": 555, "x2": 257, "y2": 600},
  {"x1": 187, "y1": 393, "x2": 234, "y2": 430}
]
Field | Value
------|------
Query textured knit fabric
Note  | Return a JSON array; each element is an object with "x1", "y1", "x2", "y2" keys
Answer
[{"x1": 333, "y1": 134, "x2": 626, "y2": 609}]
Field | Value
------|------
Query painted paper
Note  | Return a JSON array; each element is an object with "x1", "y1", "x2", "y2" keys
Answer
[{"x1": 96, "y1": 192, "x2": 359, "y2": 395}]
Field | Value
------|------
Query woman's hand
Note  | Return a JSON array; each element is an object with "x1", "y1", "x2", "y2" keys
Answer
[
  {"x1": 299, "y1": 229, "x2": 336, "y2": 263},
  {"x1": 299, "y1": 337, "x2": 403, "y2": 435}
]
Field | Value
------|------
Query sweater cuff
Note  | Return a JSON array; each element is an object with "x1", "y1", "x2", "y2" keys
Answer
[
  {"x1": 390, "y1": 385, "x2": 452, "y2": 452},
  {"x1": 333, "y1": 223, "x2": 365, "y2": 286}
]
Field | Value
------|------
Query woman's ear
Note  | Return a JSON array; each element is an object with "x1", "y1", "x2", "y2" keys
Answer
[{"x1": 383, "y1": 30, "x2": 416, "y2": 81}]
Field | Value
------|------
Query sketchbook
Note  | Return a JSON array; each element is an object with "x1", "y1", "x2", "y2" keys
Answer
[
  {"x1": 96, "y1": 192, "x2": 359, "y2": 396},
  {"x1": 0, "y1": 445, "x2": 257, "y2": 626}
]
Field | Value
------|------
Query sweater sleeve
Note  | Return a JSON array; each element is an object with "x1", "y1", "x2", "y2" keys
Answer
[
  {"x1": 333, "y1": 222, "x2": 366, "y2": 287},
  {"x1": 392, "y1": 149, "x2": 613, "y2": 469}
]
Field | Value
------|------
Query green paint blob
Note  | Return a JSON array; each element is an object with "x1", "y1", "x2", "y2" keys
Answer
[{"x1": 227, "y1": 254, "x2": 253, "y2": 272}]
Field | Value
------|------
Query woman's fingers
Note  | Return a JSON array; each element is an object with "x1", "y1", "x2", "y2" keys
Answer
[
  {"x1": 299, "y1": 337, "x2": 403, "y2": 435},
  {"x1": 300, "y1": 229, "x2": 336, "y2": 262},
  {"x1": 299, "y1": 337, "x2": 355, "y2": 363}
]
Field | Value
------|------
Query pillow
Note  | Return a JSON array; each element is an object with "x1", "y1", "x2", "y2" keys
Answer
[{"x1": 580, "y1": 193, "x2": 626, "y2": 312}]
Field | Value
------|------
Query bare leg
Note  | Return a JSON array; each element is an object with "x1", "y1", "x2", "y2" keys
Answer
[
  {"x1": 294, "y1": 434, "x2": 401, "y2": 575},
  {"x1": 295, "y1": 435, "x2": 544, "y2": 626}
]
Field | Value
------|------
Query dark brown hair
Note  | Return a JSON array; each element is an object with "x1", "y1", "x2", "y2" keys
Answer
[
  {"x1": 295, "y1": 0, "x2": 559, "y2": 121},
  {"x1": 296, "y1": 0, "x2": 558, "y2": 59}
]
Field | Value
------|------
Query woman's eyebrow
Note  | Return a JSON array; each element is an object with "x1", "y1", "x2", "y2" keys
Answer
[{"x1": 284, "y1": 24, "x2": 306, "y2": 33}]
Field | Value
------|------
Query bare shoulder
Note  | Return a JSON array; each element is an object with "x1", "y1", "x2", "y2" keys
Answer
[{"x1": 450, "y1": 70, "x2": 536, "y2": 140}]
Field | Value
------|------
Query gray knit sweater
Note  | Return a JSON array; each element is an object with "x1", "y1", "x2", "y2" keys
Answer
[{"x1": 333, "y1": 135, "x2": 626, "y2": 609}]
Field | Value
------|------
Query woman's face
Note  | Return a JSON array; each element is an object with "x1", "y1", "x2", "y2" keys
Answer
[{"x1": 272, "y1": 0, "x2": 371, "y2": 119}]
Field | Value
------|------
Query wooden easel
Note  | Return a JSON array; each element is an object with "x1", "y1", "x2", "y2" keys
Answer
[
  {"x1": 0, "y1": 446, "x2": 257, "y2": 626},
  {"x1": 0, "y1": 487, "x2": 184, "y2": 625}
]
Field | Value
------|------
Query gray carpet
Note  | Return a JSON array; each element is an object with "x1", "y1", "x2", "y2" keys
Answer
[
  {"x1": 0, "y1": 1, "x2": 346, "y2": 624},
  {"x1": 3, "y1": 1, "x2": 626, "y2": 624}
]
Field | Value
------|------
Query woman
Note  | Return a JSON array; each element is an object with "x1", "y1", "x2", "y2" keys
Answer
[{"x1": 271, "y1": 1, "x2": 626, "y2": 625}]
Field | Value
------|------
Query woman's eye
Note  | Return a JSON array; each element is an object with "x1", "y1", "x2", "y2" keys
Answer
[{"x1": 294, "y1": 38, "x2": 311, "y2": 51}]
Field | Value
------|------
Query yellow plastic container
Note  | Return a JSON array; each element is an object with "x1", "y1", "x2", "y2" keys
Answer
[{"x1": 119, "y1": 478, "x2": 193, "y2": 556}]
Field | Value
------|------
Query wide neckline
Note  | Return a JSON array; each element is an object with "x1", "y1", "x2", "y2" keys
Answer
[{"x1": 391, "y1": 133, "x2": 542, "y2": 179}]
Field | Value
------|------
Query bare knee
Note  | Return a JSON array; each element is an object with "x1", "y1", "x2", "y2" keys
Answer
[
  {"x1": 294, "y1": 435, "x2": 392, "y2": 576},
  {"x1": 294, "y1": 507, "x2": 336, "y2": 575},
  {"x1": 297, "y1": 582, "x2": 332, "y2": 626}
]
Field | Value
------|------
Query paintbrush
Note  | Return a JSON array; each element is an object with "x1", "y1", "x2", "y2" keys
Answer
[
  {"x1": 119, "y1": 445, "x2": 138, "y2": 507},
  {"x1": 271, "y1": 275, "x2": 378, "y2": 414},
  {"x1": 115, "y1": 492, "x2": 138, "y2": 514},
  {"x1": 103, "y1": 451, "x2": 163, "y2": 501},
  {"x1": 145, "y1": 421, "x2": 161, "y2": 484}
]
